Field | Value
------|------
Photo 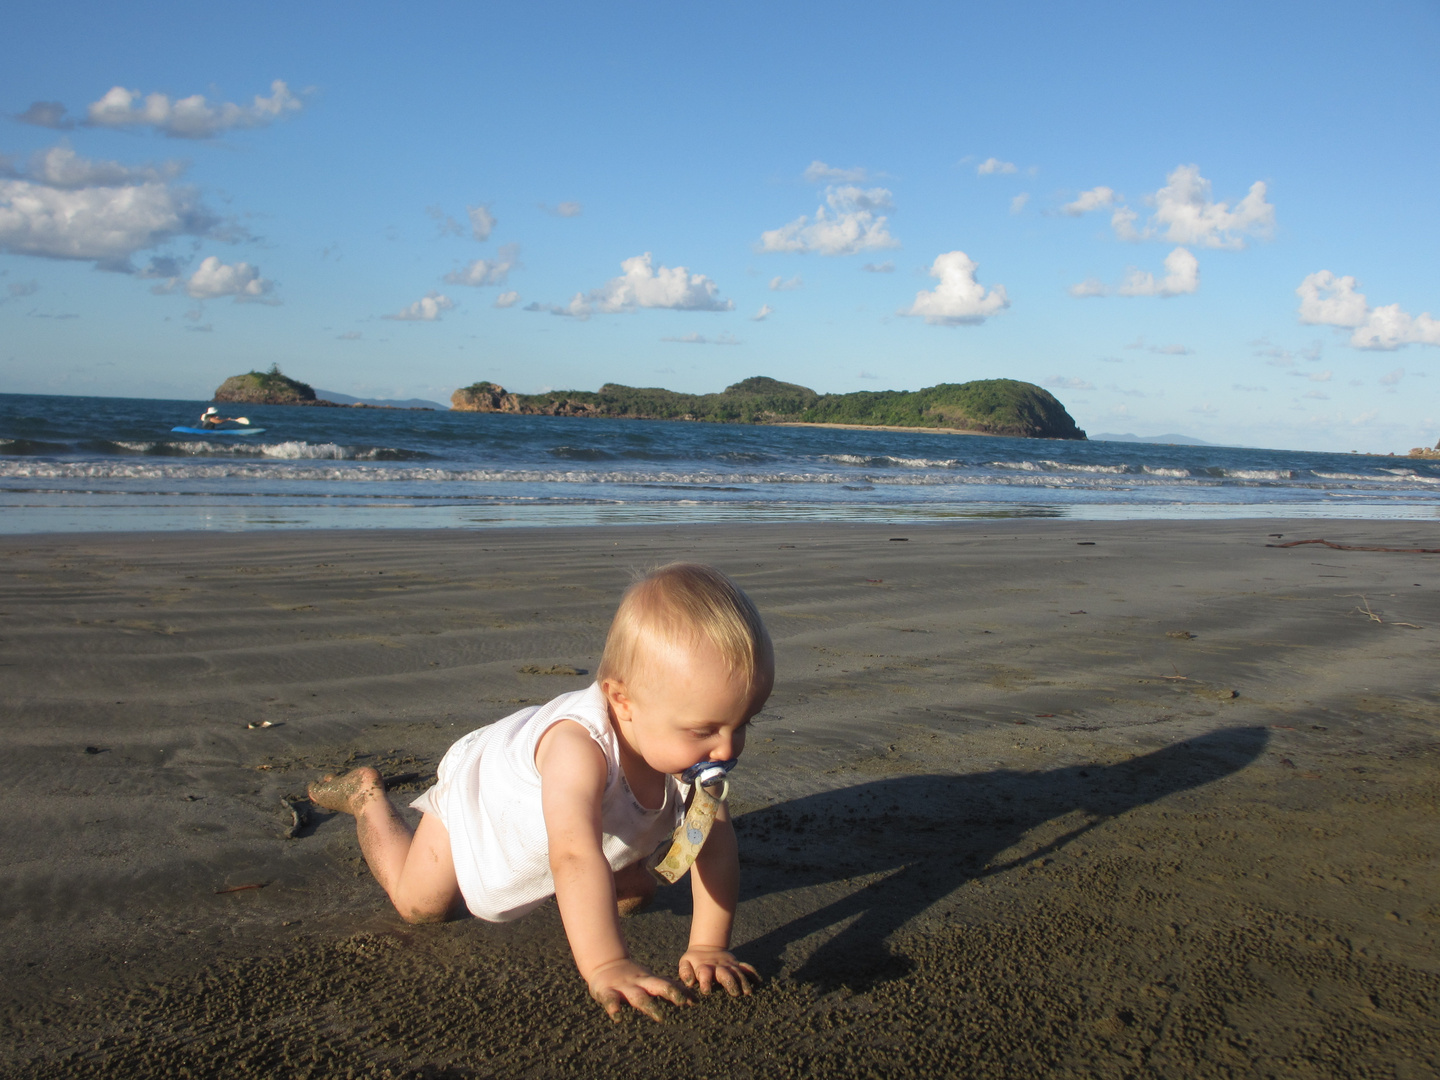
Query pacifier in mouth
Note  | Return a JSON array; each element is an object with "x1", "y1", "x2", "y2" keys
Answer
[
  {"x1": 680, "y1": 758, "x2": 737, "y2": 786},
  {"x1": 648, "y1": 759, "x2": 738, "y2": 884}
]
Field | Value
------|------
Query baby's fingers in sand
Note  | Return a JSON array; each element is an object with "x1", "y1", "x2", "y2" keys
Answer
[
  {"x1": 715, "y1": 961, "x2": 760, "y2": 997},
  {"x1": 607, "y1": 978, "x2": 689, "y2": 1023}
]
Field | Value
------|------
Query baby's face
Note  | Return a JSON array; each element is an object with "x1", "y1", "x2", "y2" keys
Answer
[{"x1": 604, "y1": 640, "x2": 772, "y2": 778}]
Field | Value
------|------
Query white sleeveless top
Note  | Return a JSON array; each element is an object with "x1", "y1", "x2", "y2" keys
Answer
[{"x1": 412, "y1": 683, "x2": 686, "y2": 922}]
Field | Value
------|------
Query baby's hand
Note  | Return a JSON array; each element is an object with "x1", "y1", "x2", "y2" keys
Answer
[
  {"x1": 587, "y1": 958, "x2": 690, "y2": 1023},
  {"x1": 678, "y1": 946, "x2": 760, "y2": 997}
]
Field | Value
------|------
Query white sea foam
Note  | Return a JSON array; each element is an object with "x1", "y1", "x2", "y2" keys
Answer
[
  {"x1": 1222, "y1": 469, "x2": 1293, "y2": 481},
  {"x1": 1141, "y1": 466, "x2": 1191, "y2": 478}
]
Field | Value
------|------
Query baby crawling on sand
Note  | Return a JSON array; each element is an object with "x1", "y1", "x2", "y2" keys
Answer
[{"x1": 309, "y1": 563, "x2": 771, "y2": 1021}]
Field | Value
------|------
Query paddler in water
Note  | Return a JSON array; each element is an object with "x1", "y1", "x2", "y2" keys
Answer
[
  {"x1": 198, "y1": 406, "x2": 241, "y2": 428},
  {"x1": 307, "y1": 562, "x2": 772, "y2": 1021}
]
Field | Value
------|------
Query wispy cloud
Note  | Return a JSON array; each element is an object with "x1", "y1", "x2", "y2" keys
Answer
[
  {"x1": 862, "y1": 261, "x2": 895, "y2": 273},
  {"x1": 83, "y1": 80, "x2": 304, "y2": 139},
  {"x1": 1061, "y1": 187, "x2": 1116, "y2": 216},
  {"x1": 1047, "y1": 376, "x2": 1095, "y2": 391},
  {"x1": 539, "y1": 201, "x2": 583, "y2": 217},
  {"x1": 976, "y1": 157, "x2": 1017, "y2": 176},
  {"x1": 804, "y1": 161, "x2": 869, "y2": 183},
  {"x1": 660, "y1": 332, "x2": 741, "y2": 345},
  {"x1": 768, "y1": 275, "x2": 802, "y2": 291},
  {"x1": 1010, "y1": 193, "x2": 1030, "y2": 215},
  {"x1": 467, "y1": 204, "x2": 496, "y2": 241},
  {"x1": 752, "y1": 303, "x2": 773, "y2": 321},
  {"x1": 444, "y1": 244, "x2": 520, "y2": 287}
]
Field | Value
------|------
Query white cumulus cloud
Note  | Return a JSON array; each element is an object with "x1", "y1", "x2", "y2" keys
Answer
[
  {"x1": 752, "y1": 304, "x2": 773, "y2": 321},
  {"x1": 172, "y1": 255, "x2": 275, "y2": 302},
  {"x1": 758, "y1": 185, "x2": 900, "y2": 256},
  {"x1": 385, "y1": 292, "x2": 454, "y2": 321},
  {"x1": 976, "y1": 158, "x2": 1017, "y2": 176},
  {"x1": 769, "y1": 275, "x2": 802, "y2": 291},
  {"x1": 1111, "y1": 165, "x2": 1273, "y2": 249},
  {"x1": 1010, "y1": 193, "x2": 1030, "y2": 215},
  {"x1": 1117, "y1": 247, "x2": 1199, "y2": 297},
  {"x1": 0, "y1": 147, "x2": 219, "y2": 269},
  {"x1": 901, "y1": 251, "x2": 1009, "y2": 326},
  {"x1": 494, "y1": 290, "x2": 520, "y2": 308},
  {"x1": 544, "y1": 253, "x2": 732, "y2": 320},
  {"x1": 1296, "y1": 270, "x2": 1440, "y2": 350},
  {"x1": 84, "y1": 80, "x2": 303, "y2": 139},
  {"x1": 444, "y1": 244, "x2": 519, "y2": 287},
  {"x1": 1070, "y1": 247, "x2": 1199, "y2": 299}
]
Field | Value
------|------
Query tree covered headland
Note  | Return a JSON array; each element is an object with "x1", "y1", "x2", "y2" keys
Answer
[{"x1": 451, "y1": 376, "x2": 1086, "y2": 440}]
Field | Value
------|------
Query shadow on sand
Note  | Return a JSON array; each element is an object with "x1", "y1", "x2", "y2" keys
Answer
[{"x1": 703, "y1": 725, "x2": 1268, "y2": 991}]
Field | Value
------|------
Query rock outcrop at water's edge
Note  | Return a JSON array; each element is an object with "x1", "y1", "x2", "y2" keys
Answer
[{"x1": 449, "y1": 375, "x2": 1087, "y2": 440}]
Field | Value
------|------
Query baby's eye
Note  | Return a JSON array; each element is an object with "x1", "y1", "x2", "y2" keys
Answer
[{"x1": 689, "y1": 729, "x2": 717, "y2": 740}]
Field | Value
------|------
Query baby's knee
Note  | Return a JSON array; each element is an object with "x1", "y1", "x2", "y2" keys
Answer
[{"x1": 399, "y1": 905, "x2": 449, "y2": 926}]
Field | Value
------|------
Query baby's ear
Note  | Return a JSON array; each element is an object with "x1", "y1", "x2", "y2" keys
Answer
[{"x1": 600, "y1": 677, "x2": 633, "y2": 719}]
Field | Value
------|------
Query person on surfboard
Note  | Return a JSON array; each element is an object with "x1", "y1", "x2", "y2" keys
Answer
[{"x1": 199, "y1": 407, "x2": 243, "y2": 428}]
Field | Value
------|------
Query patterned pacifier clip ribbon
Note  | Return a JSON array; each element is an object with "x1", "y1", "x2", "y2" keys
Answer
[{"x1": 648, "y1": 759, "x2": 737, "y2": 884}]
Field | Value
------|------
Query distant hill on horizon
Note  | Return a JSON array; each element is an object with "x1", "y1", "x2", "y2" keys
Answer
[
  {"x1": 450, "y1": 376, "x2": 1087, "y2": 441},
  {"x1": 1090, "y1": 432, "x2": 1213, "y2": 447},
  {"x1": 317, "y1": 389, "x2": 446, "y2": 410}
]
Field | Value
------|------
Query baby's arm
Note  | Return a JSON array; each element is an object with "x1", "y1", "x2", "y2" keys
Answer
[
  {"x1": 680, "y1": 801, "x2": 760, "y2": 996},
  {"x1": 536, "y1": 721, "x2": 689, "y2": 1022}
]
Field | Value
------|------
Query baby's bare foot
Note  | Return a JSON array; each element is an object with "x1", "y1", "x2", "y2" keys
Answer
[{"x1": 307, "y1": 767, "x2": 384, "y2": 814}]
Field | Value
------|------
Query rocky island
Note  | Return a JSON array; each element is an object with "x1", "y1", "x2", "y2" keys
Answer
[
  {"x1": 213, "y1": 367, "x2": 433, "y2": 409},
  {"x1": 451, "y1": 376, "x2": 1086, "y2": 440}
]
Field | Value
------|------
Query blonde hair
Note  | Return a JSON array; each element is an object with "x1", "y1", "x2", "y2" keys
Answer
[{"x1": 597, "y1": 563, "x2": 772, "y2": 692}]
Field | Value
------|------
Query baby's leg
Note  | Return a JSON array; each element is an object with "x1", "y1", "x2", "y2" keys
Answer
[
  {"x1": 614, "y1": 859, "x2": 657, "y2": 917},
  {"x1": 309, "y1": 768, "x2": 460, "y2": 924}
]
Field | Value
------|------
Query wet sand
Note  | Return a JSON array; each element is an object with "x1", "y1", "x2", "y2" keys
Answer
[{"x1": 1, "y1": 520, "x2": 1437, "y2": 1078}]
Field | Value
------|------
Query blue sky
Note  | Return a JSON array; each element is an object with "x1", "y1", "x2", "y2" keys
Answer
[{"x1": 2, "y1": 0, "x2": 1437, "y2": 451}]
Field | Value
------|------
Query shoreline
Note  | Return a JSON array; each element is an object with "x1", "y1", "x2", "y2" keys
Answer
[{"x1": 3, "y1": 519, "x2": 1437, "y2": 1076}]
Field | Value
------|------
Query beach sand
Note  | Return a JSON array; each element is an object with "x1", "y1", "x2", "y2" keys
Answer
[{"x1": 1, "y1": 520, "x2": 1436, "y2": 1078}]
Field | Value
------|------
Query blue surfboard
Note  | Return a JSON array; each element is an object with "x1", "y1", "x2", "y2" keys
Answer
[{"x1": 171, "y1": 426, "x2": 267, "y2": 436}]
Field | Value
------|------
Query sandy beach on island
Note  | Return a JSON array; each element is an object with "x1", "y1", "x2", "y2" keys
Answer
[{"x1": 2, "y1": 519, "x2": 1437, "y2": 1078}]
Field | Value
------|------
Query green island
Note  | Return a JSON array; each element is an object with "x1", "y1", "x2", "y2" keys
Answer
[
  {"x1": 212, "y1": 366, "x2": 432, "y2": 410},
  {"x1": 451, "y1": 376, "x2": 1086, "y2": 440},
  {"x1": 213, "y1": 366, "x2": 319, "y2": 405}
]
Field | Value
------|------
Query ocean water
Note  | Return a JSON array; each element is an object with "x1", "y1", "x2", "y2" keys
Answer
[{"x1": 2, "y1": 392, "x2": 1438, "y2": 532}]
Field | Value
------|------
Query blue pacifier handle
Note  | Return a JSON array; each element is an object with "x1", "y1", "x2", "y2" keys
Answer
[{"x1": 681, "y1": 759, "x2": 737, "y2": 784}]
